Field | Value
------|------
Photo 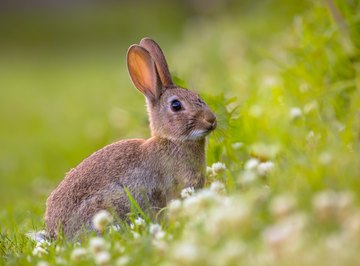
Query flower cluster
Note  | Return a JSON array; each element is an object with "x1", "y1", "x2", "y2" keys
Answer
[{"x1": 238, "y1": 158, "x2": 275, "y2": 186}]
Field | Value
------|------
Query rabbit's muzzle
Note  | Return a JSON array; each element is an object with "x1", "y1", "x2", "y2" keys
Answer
[{"x1": 203, "y1": 111, "x2": 217, "y2": 132}]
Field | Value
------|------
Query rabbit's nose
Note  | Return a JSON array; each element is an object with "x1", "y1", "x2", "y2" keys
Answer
[{"x1": 205, "y1": 112, "x2": 217, "y2": 129}]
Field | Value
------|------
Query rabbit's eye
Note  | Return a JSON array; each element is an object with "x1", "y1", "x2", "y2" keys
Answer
[{"x1": 170, "y1": 99, "x2": 182, "y2": 112}]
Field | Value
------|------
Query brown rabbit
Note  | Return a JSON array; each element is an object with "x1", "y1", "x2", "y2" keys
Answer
[{"x1": 45, "y1": 38, "x2": 217, "y2": 239}]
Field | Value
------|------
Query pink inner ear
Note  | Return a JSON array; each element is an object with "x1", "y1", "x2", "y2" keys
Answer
[{"x1": 127, "y1": 45, "x2": 158, "y2": 99}]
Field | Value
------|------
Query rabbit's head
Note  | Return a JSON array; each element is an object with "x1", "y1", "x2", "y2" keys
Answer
[{"x1": 127, "y1": 38, "x2": 216, "y2": 141}]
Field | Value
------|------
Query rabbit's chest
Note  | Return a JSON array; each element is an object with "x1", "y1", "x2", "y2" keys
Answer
[{"x1": 161, "y1": 158, "x2": 204, "y2": 194}]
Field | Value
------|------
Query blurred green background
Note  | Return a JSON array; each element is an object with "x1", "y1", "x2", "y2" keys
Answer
[
  {"x1": 0, "y1": 0, "x2": 359, "y2": 239},
  {"x1": 0, "y1": 1, "x2": 304, "y2": 209}
]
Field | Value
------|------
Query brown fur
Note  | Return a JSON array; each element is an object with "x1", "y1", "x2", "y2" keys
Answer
[{"x1": 45, "y1": 38, "x2": 216, "y2": 239}]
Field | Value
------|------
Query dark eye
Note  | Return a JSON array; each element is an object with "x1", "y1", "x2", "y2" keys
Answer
[{"x1": 170, "y1": 99, "x2": 182, "y2": 112}]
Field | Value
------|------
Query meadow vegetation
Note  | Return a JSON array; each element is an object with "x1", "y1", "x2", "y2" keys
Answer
[{"x1": 0, "y1": 0, "x2": 359, "y2": 265}]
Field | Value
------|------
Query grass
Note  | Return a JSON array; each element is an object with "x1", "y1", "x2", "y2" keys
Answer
[{"x1": 0, "y1": 0, "x2": 360, "y2": 265}]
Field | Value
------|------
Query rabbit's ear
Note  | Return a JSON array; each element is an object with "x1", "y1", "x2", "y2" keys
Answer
[
  {"x1": 139, "y1": 38, "x2": 174, "y2": 87},
  {"x1": 127, "y1": 44, "x2": 161, "y2": 100}
]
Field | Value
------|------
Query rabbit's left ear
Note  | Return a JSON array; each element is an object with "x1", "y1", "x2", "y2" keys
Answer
[
  {"x1": 127, "y1": 44, "x2": 161, "y2": 100},
  {"x1": 140, "y1": 38, "x2": 174, "y2": 87}
]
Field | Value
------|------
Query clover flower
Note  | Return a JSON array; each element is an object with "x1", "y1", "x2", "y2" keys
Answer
[
  {"x1": 94, "y1": 251, "x2": 111, "y2": 266},
  {"x1": 214, "y1": 241, "x2": 246, "y2": 266},
  {"x1": 70, "y1": 248, "x2": 87, "y2": 262},
  {"x1": 210, "y1": 181, "x2": 226, "y2": 195},
  {"x1": 32, "y1": 244, "x2": 48, "y2": 257},
  {"x1": 92, "y1": 210, "x2": 113, "y2": 233},
  {"x1": 231, "y1": 142, "x2": 243, "y2": 150},
  {"x1": 183, "y1": 189, "x2": 221, "y2": 217},
  {"x1": 114, "y1": 242, "x2": 125, "y2": 253},
  {"x1": 116, "y1": 255, "x2": 130, "y2": 266},
  {"x1": 89, "y1": 237, "x2": 108, "y2": 254},
  {"x1": 342, "y1": 211, "x2": 360, "y2": 238},
  {"x1": 263, "y1": 214, "x2": 305, "y2": 256},
  {"x1": 171, "y1": 241, "x2": 203, "y2": 265},
  {"x1": 244, "y1": 158, "x2": 260, "y2": 170},
  {"x1": 206, "y1": 199, "x2": 250, "y2": 237},
  {"x1": 149, "y1": 223, "x2": 166, "y2": 240},
  {"x1": 206, "y1": 166, "x2": 213, "y2": 176},
  {"x1": 211, "y1": 162, "x2": 226, "y2": 175},
  {"x1": 257, "y1": 161, "x2": 274, "y2": 176},
  {"x1": 238, "y1": 170, "x2": 258, "y2": 186},
  {"x1": 55, "y1": 256, "x2": 67, "y2": 264},
  {"x1": 270, "y1": 194, "x2": 296, "y2": 219},
  {"x1": 181, "y1": 187, "x2": 195, "y2": 199},
  {"x1": 312, "y1": 190, "x2": 338, "y2": 220},
  {"x1": 168, "y1": 199, "x2": 182, "y2": 213},
  {"x1": 131, "y1": 231, "x2": 140, "y2": 239},
  {"x1": 290, "y1": 107, "x2": 302, "y2": 120},
  {"x1": 336, "y1": 191, "x2": 354, "y2": 219},
  {"x1": 37, "y1": 261, "x2": 49, "y2": 266},
  {"x1": 26, "y1": 230, "x2": 49, "y2": 245}
]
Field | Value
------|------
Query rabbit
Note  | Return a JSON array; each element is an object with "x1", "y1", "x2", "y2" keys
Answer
[{"x1": 45, "y1": 37, "x2": 217, "y2": 239}]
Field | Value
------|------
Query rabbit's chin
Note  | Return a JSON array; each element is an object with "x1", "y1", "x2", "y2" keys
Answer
[{"x1": 184, "y1": 129, "x2": 212, "y2": 141}]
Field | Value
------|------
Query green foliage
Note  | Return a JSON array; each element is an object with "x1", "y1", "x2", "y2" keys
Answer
[{"x1": 1, "y1": 0, "x2": 360, "y2": 265}]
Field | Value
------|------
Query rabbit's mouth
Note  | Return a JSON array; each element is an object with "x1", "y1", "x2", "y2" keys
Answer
[{"x1": 186, "y1": 128, "x2": 214, "y2": 140}]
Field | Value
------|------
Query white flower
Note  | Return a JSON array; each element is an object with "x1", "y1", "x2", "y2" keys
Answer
[
  {"x1": 135, "y1": 217, "x2": 146, "y2": 227},
  {"x1": 290, "y1": 107, "x2": 302, "y2": 120},
  {"x1": 231, "y1": 142, "x2": 243, "y2": 150},
  {"x1": 206, "y1": 166, "x2": 213, "y2": 176},
  {"x1": 131, "y1": 231, "x2": 140, "y2": 239},
  {"x1": 270, "y1": 194, "x2": 296, "y2": 219},
  {"x1": 238, "y1": 170, "x2": 257, "y2": 186},
  {"x1": 183, "y1": 189, "x2": 220, "y2": 217},
  {"x1": 55, "y1": 246, "x2": 65, "y2": 253},
  {"x1": 89, "y1": 237, "x2": 107, "y2": 254},
  {"x1": 244, "y1": 158, "x2": 260, "y2": 171},
  {"x1": 110, "y1": 224, "x2": 121, "y2": 232},
  {"x1": 116, "y1": 255, "x2": 130, "y2": 266},
  {"x1": 32, "y1": 244, "x2": 48, "y2": 257},
  {"x1": 262, "y1": 75, "x2": 280, "y2": 88},
  {"x1": 26, "y1": 230, "x2": 49, "y2": 245},
  {"x1": 257, "y1": 161, "x2": 274, "y2": 176},
  {"x1": 263, "y1": 214, "x2": 305, "y2": 255},
  {"x1": 210, "y1": 181, "x2": 226, "y2": 195},
  {"x1": 206, "y1": 199, "x2": 250, "y2": 236},
  {"x1": 149, "y1": 223, "x2": 165, "y2": 239},
  {"x1": 304, "y1": 100, "x2": 318, "y2": 114},
  {"x1": 37, "y1": 261, "x2": 49, "y2": 266},
  {"x1": 342, "y1": 211, "x2": 360, "y2": 238},
  {"x1": 312, "y1": 190, "x2": 337, "y2": 220},
  {"x1": 92, "y1": 210, "x2": 113, "y2": 233},
  {"x1": 181, "y1": 187, "x2": 195, "y2": 199},
  {"x1": 70, "y1": 248, "x2": 87, "y2": 262},
  {"x1": 168, "y1": 199, "x2": 182, "y2": 213},
  {"x1": 55, "y1": 256, "x2": 67, "y2": 264},
  {"x1": 336, "y1": 191, "x2": 354, "y2": 219},
  {"x1": 114, "y1": 243, "x2": 125, "y2": 253},
  {"x1": 152, "y1": 239, "x2": 167, "y2": 251},
  {"x1": 211, "y1": 162, "x2": 226, "y2": 174},
  {"x1": 325, "y1": 234, "x2": 347, "y2": 252},
  {"x1": 319, "y1": 152, "x2": 332, "y2": 165},
  {"x1": 171, "y1": 241, "x2": 203, "y2": 265},
  {"x1": 214, "y1": 241, "x2": 246, "y2": 266},
  {"x1": 94, "y1": 251, "x2": 111, "y2": 266}
]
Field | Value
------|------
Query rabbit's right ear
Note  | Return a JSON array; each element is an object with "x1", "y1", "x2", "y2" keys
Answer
[{"x1": 127, "y1": 44, "x2": 161, "y2": 100}]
